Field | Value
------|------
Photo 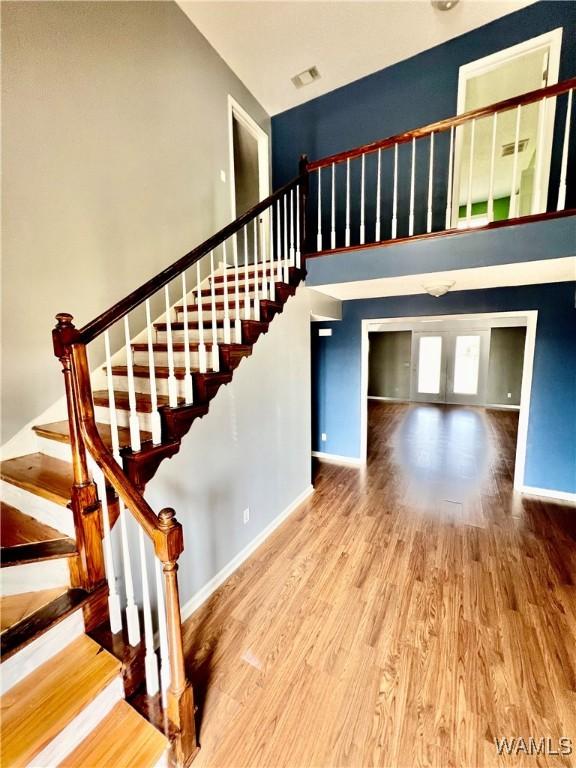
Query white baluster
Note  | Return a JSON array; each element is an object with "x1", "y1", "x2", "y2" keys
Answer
[
  {"x1": 104, "y1": 330, "x2": 121, "y2": 461},
  {"x1": 531, "y1": 98, "x2": 547, "y2": 215},
  {"x1": 196, "y1": 262, "x2": 207, "y2": 374},
  {"x1": 296, "y1": 185, "x2": 301, "y2": 269},
  {"x1": 445, "y1": 126, "x2": 455, "y2": 230},
  {"x1": 466, "y1": 119, "x2": 476, "y2": 226},
  {"x1": 487, "y1": 113, "x2": 498, "y2": 222},
  {"x1": 509, "y1": 105, "x2": 522, "y2": 219},
  {"x1": 345, "y1": 158, "x2": 351, "y2": 247},
  {"x1": 253, "y1": 220, "x2": 261, "y2": 321},
  {"x1": 283, "y1": 194, "x2": 289, "y2": 282},
  {"x1": 154, "y1": 558, "x2": 171, "y2": 706},
  {"x1": 409, "y1": 137, "x2": 416, "y2": 236},
  {"x1": 89, "y1": 456, "x2": 122, "y2": 634},
  {"x1": 316, "y1": 167, "x2": 322, "y2": 252},
  {"x1": 331, "y1": 163, "x2": 336, "y2": 249},
  {"x1": 375, "y1": 148, "x2": 382, "y2": 242},
  {"x1": 360, "y1": 153, "x2": 366, "y2": 245},
  {"x1": 557, "y1": 89, "x2": 573, "y2": 211},
  {"x1": 138, "y1": 526, "x2": 159, "y2": 695},
  {"x1": 209, "y1": 250, "x2": 220, "y2": 371},
  {"x1": 163, "y1": 286, "x2": 179, "y2": 408},
  {"x1": 427, "y1": 132, "x2": 435, "y2": 233},
  {"x1": 123, "y1": 316, "x2": 141, "y2": 452},
  {"x1": 269, "y1": 209, "x2": 276, "y2": 301},
  {"x1": 222, "y1": 242, "x2": 231, "y2": 344},
  {"x1": 276, "y1": 200, "x2": 283, "y2": 283},
  {"x1": 144, "y1": 301, "x2": 161, "y2": 446},
  {"x1": 243, "y1": 227, "x2": 251, "y2": 320},
  {"x1": 181, "y1": 272, "x2": 193, "y2": 404},
  {"x1": 259, "y1": 217, "x2": 268, "y2": 301},
  {"x1": 233, "y1": 234, "x2": 242, "y2": 342},
  {"x1": 289, "y1": 188, "x2": 295, "y2": 266},
  {"x1": 392, "y1": 143, "x2": 398, "y2": 239}
]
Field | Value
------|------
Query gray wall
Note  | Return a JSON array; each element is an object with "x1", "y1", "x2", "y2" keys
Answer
[
  {"x1": 487, "y1": 326, "x2": 526, "y2": 406},
  {"x1": 144, "y1": 288, "x2": 312, "y2": 608},
  {"x1": 368, "y1": 331, "x2": 412, "y2": 399},
  {"x1": 1, "y1": 1, "x2": 270, "y2": 442}
]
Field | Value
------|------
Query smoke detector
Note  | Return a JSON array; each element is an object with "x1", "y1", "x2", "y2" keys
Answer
[
  {"x1": 422, "y1": 281, "x2": 455, "y2": 298},
  {"x1": 292, "y1": 66, "x2": 321, "y2": 89},
  {"x1": 431, "y1": 0, "x2": 460, "y2": 9}
]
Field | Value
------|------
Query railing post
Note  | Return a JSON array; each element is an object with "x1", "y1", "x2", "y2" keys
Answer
[
  {"x1": 299, "y1": 154, "x2": 310, "y2": 261},
  {"x1": 156, "y1": 509, "x2": 198, "y2": 768},
  {"x1": 52, "y1": 313, "x2": 106, "y2": 591}
]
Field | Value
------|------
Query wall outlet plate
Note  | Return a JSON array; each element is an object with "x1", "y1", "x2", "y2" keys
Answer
[
  {"x1": 220, "y1": 169, "x2": 226, "y2": 183},
  {"x1": 243, "y1": 507, "x2": 250, "y2": 524},
  {"x1": 507, "y1": 392, "x2": 512, "y2": 398},
  {"x1": 319, "y1": 328, "x2": 332, "y2": 337},
  {"x1": 321, "y1": 433, "x2": 327, "y2": 442}
]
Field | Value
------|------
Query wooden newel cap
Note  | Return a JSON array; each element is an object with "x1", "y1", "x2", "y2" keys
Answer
[
  {"x1": 159, "y1": 507, "x2": 177, "y2": 529},
  {"x1": 55, "y1": 312, "x2": 75, "y2": 327},
  {"x1": 52, "y1": 313, "x2": 80, "y2": 358},
  {"x1": 154, "y1": 508, "x2": 184, "y2": 562}
]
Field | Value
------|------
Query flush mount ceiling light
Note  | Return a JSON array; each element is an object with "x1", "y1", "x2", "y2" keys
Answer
[
  {"x1": 422, "y1": 281, "x2": 455, "y2": 298},
  {"x1": 291, "y1": 66, "x2": 321, "y2": 89},
  {"x1": 431, "y1": 0, "x2": 460, "y2": 9}
]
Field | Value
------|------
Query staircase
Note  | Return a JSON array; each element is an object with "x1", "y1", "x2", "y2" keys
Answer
[{"x1": 1, "y1": 166, "x2": 308, "y2": 767}]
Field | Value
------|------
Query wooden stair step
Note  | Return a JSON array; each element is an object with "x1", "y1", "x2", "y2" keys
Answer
[
  {"x1": 1, "y1": 538, "x2": 77, "y2": 568},
  {"x1": 195, "y1": 280, "x2": 291, "y2": 297},
  {"x1": 33, "y1": 421, "x2": 152, "y2": 450},
  {"x1": 128, "y1": 342, "x2": 252, "y2": 356},
  {"x1": 1, "y1": 585, "x2": 108, "y2": 660},
  {"x1": 174, "y1": 297, "x2": 282, "y2": 314},
  {"x1": 1, "y1": 587, "x2": 68, "y2": 633},
  {"x1": 212, "y1": 264, "x2": 285, "y2": 283},
  {"x1": 1, "y1": 454, "x2": 75, "y2": 507},
  {"x1": 58, "y1": 699, "x2": 168, "y2": 768},
  {"x1": 0, "y1": 634, "x2": 121, "y2": 767},
  {"x1": 0, "y1": 502, "x2": 68, "y2": 547},
  {"x1": 93, "y1": 390, "x2": 183, "y2": 413}
]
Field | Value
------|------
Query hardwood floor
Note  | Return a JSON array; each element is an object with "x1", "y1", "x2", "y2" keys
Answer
[{"x1": 180, "y1": 402, "x2": 576, "y2": 768}]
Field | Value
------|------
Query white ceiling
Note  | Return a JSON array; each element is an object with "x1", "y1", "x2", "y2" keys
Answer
[
  {"x1": 308, "y1": 256, "x2": 576, "y2": 300},
  {"x1": 178, "y1": 1, "x2": 535, "y2": 115}
]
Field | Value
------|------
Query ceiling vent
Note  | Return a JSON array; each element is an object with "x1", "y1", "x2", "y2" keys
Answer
[
  {"x1": 501, "y1": 138, "x2": 529, "y2": 157},
  {"x1": 291, "y1": 66, "x2": 321, "y2": 89}
]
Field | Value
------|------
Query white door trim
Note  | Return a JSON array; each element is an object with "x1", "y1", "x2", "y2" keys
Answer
[
  {"x1": 360, "y1": 310, "x2": 538, "y2": 492},
  {"x1": 451, "y1": 28, "x2": 563, "y2": 227},
  {"x1": 227, "y1": 95, "x2": 270, "y2": 222}
]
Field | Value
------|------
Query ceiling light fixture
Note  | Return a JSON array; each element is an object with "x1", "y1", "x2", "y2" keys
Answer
[
  {"x1": 422, "y1": 281, "x2": 455, "y2": 298},
  {"x1": 291, "y1": 66, "x2": 321, "y2": 89},
  {"x1": 431, "y1": 0, "x2": 460, "y2": 10}
]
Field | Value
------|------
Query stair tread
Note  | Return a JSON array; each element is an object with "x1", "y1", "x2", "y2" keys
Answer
[
  {"x1": 0, "y1": 502, "x2": 68, "y2": 546},
  {"x1": 174, "y1": 298, "x2": 282, "y2": 313},
  {"x1": 33, "y1": 420, "x2": 152, "y2": 450},
  {"x1": 58, "y1": 699, "x2": 168, "y2": 768},
  {"x1": 1, "y1": 538, "x2": 77, "y2": 567},
  {"x1": 1, "y1": 454, "x2": 74, "y2": 507},
  {"x1": 1, "y1": 585, "x2": 107, "y2": 661},
  {"x1": 129, "y1": 342, "x2": 252, "y2": 354},
  {"x1": 0, "y1": 587, "x2": 68, "y2": 633},
  {"x1": 93, "y1": 389, "x2": 182, "y2": 412},
  {"x1": 0, "y1": 634, "x2": 121, "y2": 767}
]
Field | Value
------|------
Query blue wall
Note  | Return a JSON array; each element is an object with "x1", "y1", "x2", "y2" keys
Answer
[
  {"x1": 273, "y1": 2, "x2": 576, "y2": 243},
  {"x1": 312, "y1": 282, "x2": 576, "y2": 495}
]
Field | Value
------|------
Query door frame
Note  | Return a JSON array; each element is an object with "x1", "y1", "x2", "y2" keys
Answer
[
  {"x1": 360, "y1": 311, "x2": 538, "y2": 491},
  {"x1": 227, "y1": 95, "x2": 270, "y2": 222},
  {"x1": 451, "y1": 28, "x2": 563, "y2": 227}
]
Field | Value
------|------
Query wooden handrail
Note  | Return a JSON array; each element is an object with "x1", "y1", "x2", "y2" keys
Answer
[
  {"x1": 307, "y1": 76, "x2": 576, "y2": 171},
  {"x1": 78, "y1": 173, "x2": 305, "y2": 344}
]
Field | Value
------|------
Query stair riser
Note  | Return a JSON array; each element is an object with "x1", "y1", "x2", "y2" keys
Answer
[
  {"x1": 111, "y1": 375, "x2": 190, "y2": 399},
  {"x1": 194, "y1": 285, "x2": 278, "y2": 300},
  {"x1": 94, "y1": 406, "x2": 155, "y2": 434},
  {"x1": 1, "y1": 558, "x2": 70, "y2": 596},
  {"x1": 35, "y1": 435, "x2": 74, "y2": 463},
  {"x1": 155, "y1": 328, "x2": 244, "y2": 347},
  {"x1": 0, "y1": 480, "x2": 75, "y2": 539},
  {"x1": 174, "y1": 306, "x2": 262, "y2": 322},
  {"x1": 0, "y1": 610, "x2": 85, "y2": 694},
  {"x1": 130, "y1": 350, "x2": 218, "y2": 370}
]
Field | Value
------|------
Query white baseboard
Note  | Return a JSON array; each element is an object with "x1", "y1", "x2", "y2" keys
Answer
[
  {"x1": 180, "y1": 484, "x2": 314, "y2": 622},
  {"x1": 485, "y1": 403, "x2": 521, "y2": 411},
  {"x1": 521, "y1": 485, "x2": 576, "y2": 504},
  {"x1": 311, "y1": 450, "x2": 363, "y2": 466},
  {"x1": 367, "y1": 396, "x2": 410, "y2": 402}
]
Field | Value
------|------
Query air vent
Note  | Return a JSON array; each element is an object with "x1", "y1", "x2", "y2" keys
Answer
[
  {"x1": 291, "y1": 66, "x2": 321, "y2": 89},
  {"x1": 501, "y1": 139, "x2": 529, "y2": 157}
]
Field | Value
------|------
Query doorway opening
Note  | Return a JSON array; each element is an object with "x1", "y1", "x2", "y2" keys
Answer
[
  {"x1": 228, "y1": 96, "x2": 269, "y2": 218},
  {"x1": 361, "y1": 312, "x2": 537, "y2": 492},
  {"x1": 452, "y1": 29, "x2": 562, "y2": 228}
]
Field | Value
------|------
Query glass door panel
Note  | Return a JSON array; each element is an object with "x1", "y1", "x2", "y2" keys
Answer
[
  {"x1": 453, "y1": 335, "x2": 481, "y2": 395},
  {"x1": 412, "y1": 334, "x2": 446, "y2": 402}
]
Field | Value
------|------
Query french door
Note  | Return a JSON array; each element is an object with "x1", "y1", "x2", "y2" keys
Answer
[{"x1": 411, "y1": 330, "x2": 489, "y2": 405}]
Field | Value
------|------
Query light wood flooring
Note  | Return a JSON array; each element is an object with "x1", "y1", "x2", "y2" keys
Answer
[{"x1": 181, "y1": 402, "x2": 576, "y2": 768}]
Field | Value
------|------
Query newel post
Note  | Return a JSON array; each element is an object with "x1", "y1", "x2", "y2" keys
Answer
[
  {"x1": 157, "y1": 508, "x2": 199, "y2": 767},
  {"x1": 298, "y1": 154, "x2": 310, "y2": 260},
  {"x1": 52, "y1": 313, "x2": 106, "y2": 590}
]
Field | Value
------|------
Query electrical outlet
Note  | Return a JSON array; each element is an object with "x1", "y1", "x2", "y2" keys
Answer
[
  {"x1": 220, "y1": 169, "x2": 226, "y2": 183},
  {"x1": 243, "y1": 507, "x2": 250, "y2": 525},
  {"x1": 507, "y1": 392, "x2": 512, "y2": 399},
  {"x1": 321, "y1": 433, "x2": 327, "y2": 442}
]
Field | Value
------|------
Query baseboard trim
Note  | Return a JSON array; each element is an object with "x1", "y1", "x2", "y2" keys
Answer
[
  {"x1": 180, "y1": 484, "x2": 314, "y2": 622},
  {"x1": 311, "y1": 451, "x2": 363, "y2": 466},
  {"x1": 367, "y1": 396, "x2": 410, "y2": 402},
  {"x1": 521, "y1": 485, "x2": 576, "y2": 504},
  {"x1": 485, "y1": 403, "x2": 521, "y2": 411}
]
